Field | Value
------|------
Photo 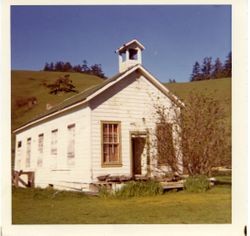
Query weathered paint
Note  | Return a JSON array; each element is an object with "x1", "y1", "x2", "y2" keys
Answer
[
  {"x1": 89, "y1": 72, "x2": 176, "y2": 180},
  {"x1": 14, "y1": 40, "x2": 181, "y2": 190},
  {"x1": 14, "y1": 105, "x2": 92, "y2": 188}
]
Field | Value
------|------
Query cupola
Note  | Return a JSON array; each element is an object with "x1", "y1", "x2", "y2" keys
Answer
[{"x1": 116, "y1": 39, "x2": 145, "y2": 73}]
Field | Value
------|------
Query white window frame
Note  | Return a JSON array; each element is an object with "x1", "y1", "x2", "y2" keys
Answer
[
  {"x1": 37, "y1": 133, "x2": 44, "y2": 167},
  {"x1": 67, "y1": 124, "x2": 75, "y2": 166},
  {"x1": 26, "y1": 138, "x2": 31, "y2": 168}
]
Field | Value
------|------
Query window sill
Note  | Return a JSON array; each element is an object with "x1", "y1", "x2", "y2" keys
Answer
[{"x1": 101, "y1": 163, "x2": 123, "y2": 168}]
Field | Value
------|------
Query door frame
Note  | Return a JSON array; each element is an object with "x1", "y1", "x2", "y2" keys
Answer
[{"x1": 130, "y1": 131, "x2": 148, "y2": 176}]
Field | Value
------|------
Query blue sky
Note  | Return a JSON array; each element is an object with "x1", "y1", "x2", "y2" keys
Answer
[{"x1": 11, "y1": 5, "x2": 231, "y2": 82}]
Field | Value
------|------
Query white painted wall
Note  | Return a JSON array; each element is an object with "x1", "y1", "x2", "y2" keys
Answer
[
  {"x1": 14, "y1": 71, "x2": 180, "y2": 190},
  {"x1": 90, "y1": 72, "x2": 176, "y2": 180},
  {"x1": 14, "y1": 105, "x2": 92, "y2": 188}
]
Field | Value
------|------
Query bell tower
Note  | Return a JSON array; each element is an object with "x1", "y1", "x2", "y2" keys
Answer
[{"x1": 116, "y1": 39, "x2": 145, "y2": 73}]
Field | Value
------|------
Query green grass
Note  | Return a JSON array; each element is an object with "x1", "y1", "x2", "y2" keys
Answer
[{"x1": 12, "y1": 184, "x2": 231, "y2": 224}]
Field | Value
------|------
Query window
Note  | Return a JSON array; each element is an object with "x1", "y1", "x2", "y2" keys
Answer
[
  {"x1": 51, "y1": 129, "x2": 58, "y2": 169},
  {"x1": 16, "y1": 141, "x2": 22, "y2": 169},
  {"x1": 67, "y1": 124, "x2": 75, "y2": 166},
  {"x1": 26, "y1": 138, "x2": 31, "y2": 167},
  {"x1": 37, "y1": 134, "x2": 44, "y2": 167},
  {"x1": 51, "y1": 129, "x2": 58, "y2": 156},
  {"x1": 156, "y1": 123, "x2": 175, "y2": 165},
  {"x1": 102, "y1": 122, "x2": 121, "y2": 166}
]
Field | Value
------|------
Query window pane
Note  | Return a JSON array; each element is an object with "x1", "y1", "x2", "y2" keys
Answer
[
  {"x1": 26, "y1": 138, "x2": 31, "y2": 167},
  {"x1": 102, "y1": 122, "x2": 120, "y2": 165},
  {"x1": 51, "y1": 130, "x2": 58, "y2": 155},
  {"x1": 37, "y1": 134, "x2": 44, "y2": 167},
  {"x1": 67, "y1": 125, "x2": 75, "y2": 166}
]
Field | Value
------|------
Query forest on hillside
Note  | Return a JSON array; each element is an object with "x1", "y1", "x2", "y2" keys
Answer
[
  {"x1": 190, "y1": 52, "x2": 231, "y2": 82},
  {"x1": 43, "y1": 60, "x2": 106, "y2": 79}
]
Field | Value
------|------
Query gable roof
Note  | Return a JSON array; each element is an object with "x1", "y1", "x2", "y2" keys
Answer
[
  {"x1": 115, "y1": 39, "x2": 145, "y2": 53},
  {"x1": 14, "y1": 64, "x2": 183, "y2": 133}
]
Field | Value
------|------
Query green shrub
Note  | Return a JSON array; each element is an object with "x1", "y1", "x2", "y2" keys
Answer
[
  {"x1": 114, "y1": 180, "x2": 163, "y2": 198},
  {"x1": 184, "y1": 175, "x2": 210, "y2": 193}
]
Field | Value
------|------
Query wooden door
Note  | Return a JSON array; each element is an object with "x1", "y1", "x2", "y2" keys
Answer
[{"x1": 132, "y1": 137, "x2": 146, "y2": 175}]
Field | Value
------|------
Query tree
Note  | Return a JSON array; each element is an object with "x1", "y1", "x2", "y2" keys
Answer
[
  {"x1": 201, "y1": 57, "x2": 212, "y2": 80},
  {"x1": 43, "y1": 62, "x2": 50, "y2": 71},
  {"x1": 54, "y1": 61, "x2": 64, "y2": 72},
  {"x1": 49, "y1": 62, "x2": 54, "y2": 71},
  {"x1": 82, "y1": 60, "x2": 89, "y2": 73},
  {"x1": 223, "y1": 52, "x2": 232, "y2": 78},
  {"x1": 46, "y1": 74, "x2": 78, "y2": 95},
  {"x1": 153, "y1": 92, "x2": 230, "y2": 176},
  {"x1": 212, "y1": 58, "x2": 224, "y2": 79},
  {"x1": 90, "y1": 64, "x2": 106, "y2": 78},
  {"x1": 63, "y1": 62, "x2": 73, "y2": 72},
  {"x1": 168, "y1": 79, "x2": 176, "y2": 83},
  {"x1": 73, "y1": 64, "x2": 82, "y2": 73},
  {"x1": 190, "y1": 61, "x2": 202, "y2": 81}
]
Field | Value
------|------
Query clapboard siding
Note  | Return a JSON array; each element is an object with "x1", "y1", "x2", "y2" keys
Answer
[
  {"x1": 90, "y1": 73, "x2": 174, "y2": 179},
  {"x1": 13, "y1": 40, "x2": 182, "y2": 191},
  {"x1": 15, "y1": 105, "x2": 92, "y2": 187}
]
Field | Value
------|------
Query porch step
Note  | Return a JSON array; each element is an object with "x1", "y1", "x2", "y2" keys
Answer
[
  {"x1": 48, "y1": 181, "x2": 91, "y2": 192},
  {"x1": 160, "y1": 181, "x2": 184, "y2": 190}
]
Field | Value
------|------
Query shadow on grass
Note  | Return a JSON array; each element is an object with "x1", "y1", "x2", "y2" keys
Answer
[{"x1": 214, "y1": 180, "x2": 231, "y2": 186}]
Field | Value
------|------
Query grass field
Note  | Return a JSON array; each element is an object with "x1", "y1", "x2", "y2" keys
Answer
[{"x1": 12, "y1": 181, "x2": 231, "y2": 224}]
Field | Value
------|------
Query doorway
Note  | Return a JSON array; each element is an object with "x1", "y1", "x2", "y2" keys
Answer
[{"x1": 131, "y1": 134, "x2": 146, "y2": 176}]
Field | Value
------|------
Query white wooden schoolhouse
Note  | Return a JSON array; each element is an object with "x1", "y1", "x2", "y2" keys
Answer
[{"x1": 13, "y1": 39, "x2": 182, "y2": 191}]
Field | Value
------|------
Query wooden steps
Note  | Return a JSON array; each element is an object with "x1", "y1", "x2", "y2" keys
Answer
[{"x1": 160, "y1": 181, "x2": 184, "y2": 190}]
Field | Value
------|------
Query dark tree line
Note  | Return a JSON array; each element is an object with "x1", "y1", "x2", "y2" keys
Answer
[
  {"x1": 168, "y1": 79, "x2": 176, "y2": 83},
  {"x1": 190, "y1": 52, "x2": 231, "y2": 82},
  {"x1": 43, "y1": 60, "x2": 106, "y2": 79}
]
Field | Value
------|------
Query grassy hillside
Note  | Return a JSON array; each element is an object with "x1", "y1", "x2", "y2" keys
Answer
[{"x1": 11, "y1": 70, "x2": 104, "y2": 130}]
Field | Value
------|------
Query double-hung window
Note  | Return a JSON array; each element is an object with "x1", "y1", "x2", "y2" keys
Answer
[
  {"x1": 26, "y1": 138, "x2": 31, "y2": 168},
  {"x1": 102, "y1": 122, "x2": 121, "y2": 166},
  {"x1": 67, "y1": 124, "x2": 75, "y2": 166},
  {"x1": 51, "y1": 129, "x2": 58, "y2": 156},
  {"x1": 37, "y1": 134, "x2": 44, "y2": 167},
  {"x1": 51, "y1": 129, "x2": 58, "y2": 169}
]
